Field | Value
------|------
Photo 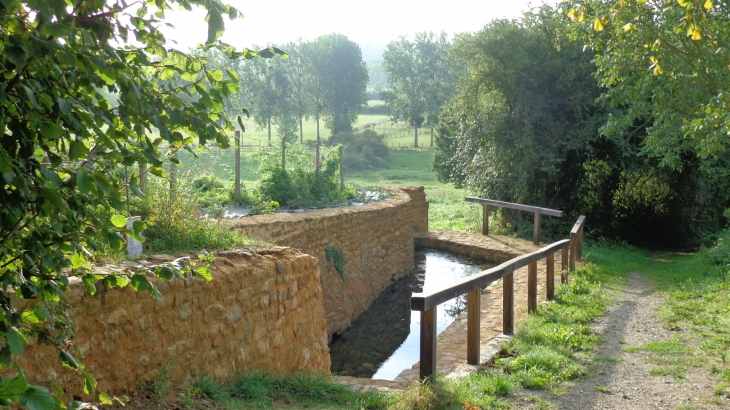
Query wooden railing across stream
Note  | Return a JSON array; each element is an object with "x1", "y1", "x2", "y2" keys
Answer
[
  {"x1": 464, "y1": 197, "x2": 564, "y2": 245},
  {"x1": 410, "y1": 215, "x2": 587, "y2": 379}
]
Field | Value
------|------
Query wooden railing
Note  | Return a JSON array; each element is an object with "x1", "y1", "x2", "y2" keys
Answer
[
  {"x1": 410, "y1": 215, "x2": 586, "y2": 379},
  {"x1": 570, "y1": 215, "x2": 586, "y2": 270},
  {"x1": 464, "y1": 197, "x2": 563, "y2": 245}
]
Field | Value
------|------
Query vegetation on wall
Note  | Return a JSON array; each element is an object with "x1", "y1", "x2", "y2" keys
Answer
[{"x1": 0, "y1": 0, "x2": 274, "y2": 407}]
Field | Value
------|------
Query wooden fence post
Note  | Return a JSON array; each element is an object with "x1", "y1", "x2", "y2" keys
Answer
[
  {"x1": 482, "y1": 204, "x2": 490, "y2": 236},
  {"x1": 420, "y1": 307, "x2": 437, "y2": 379},
  {"x1": 578, "y1": 225, "x2": 584, "y2": 261},
  {"x1": 234, "y1": 130, "x2": 241, "y2": 202},
  {"x1": 467, "y1": 288, "x2": 480, "y2": 365},
  {"x1": 570, "y1": 236, "x2": 577, "y2": 271},
  {"x1": 533, "y1": 212, "x2": 541, "y2": 245},
  {"x1": 561, "y1": 247, "x2": 568, "y2": 283},
  {"x1": 503, "y1": 271, "x2": 514, "y2": 335},
  {"x1": 546, "y1": 253, "x2": 555, "y2": 301},
  {"x1": 528, "y1": 262, "x2": 537, "y2": 313}
]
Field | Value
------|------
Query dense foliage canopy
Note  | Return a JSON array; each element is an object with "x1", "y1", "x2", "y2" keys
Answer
[
  {"x1": 0, "y1": 0, "x2": 279, "y2": 407},
  {"x1": 433, "y1": 6, "x2": 730, "y2": 244}
]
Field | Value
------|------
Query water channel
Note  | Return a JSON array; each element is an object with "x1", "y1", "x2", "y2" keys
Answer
[{"x1": 329, "y1": 248, "x2": 490, "y2": 380}]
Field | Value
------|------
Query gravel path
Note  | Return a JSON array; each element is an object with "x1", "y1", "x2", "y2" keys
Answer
[{"x1": 543, "y1": 271, "x2": 722, "y2": 410}]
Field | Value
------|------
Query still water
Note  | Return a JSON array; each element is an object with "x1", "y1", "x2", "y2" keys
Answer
[{"x1": 329, "y1": 249, "x2": 488, "y2": 380}]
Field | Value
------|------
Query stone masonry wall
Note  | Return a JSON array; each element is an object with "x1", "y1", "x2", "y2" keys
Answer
[
  {"x1": 399, "y1": 186, "x2": 429, "y2": 233},
  {"x1": 227, "y1": 187, "x2": 424, "y2": 337},
  {"x1": 15, "y1": 248, "x2": 330, "y2": 397}
]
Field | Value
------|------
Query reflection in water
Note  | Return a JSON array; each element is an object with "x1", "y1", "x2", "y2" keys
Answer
[{"x1": 329, "y1": 249, "x2": 487, "y2": 380}]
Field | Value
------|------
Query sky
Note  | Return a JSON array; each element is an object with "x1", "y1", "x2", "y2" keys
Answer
[{"x1": 160, "y1": 0, "x2": 562, "y2": 55}]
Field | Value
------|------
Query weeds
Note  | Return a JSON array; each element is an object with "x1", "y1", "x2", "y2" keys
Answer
[{"x1": 132, "y1": 173, "x2": 259, "y2": 254}]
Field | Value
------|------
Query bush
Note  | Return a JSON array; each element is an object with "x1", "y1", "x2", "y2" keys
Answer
[
  {"x1": 328, "y1": 129, "x2": 389, "y2": 171},
  {"x1": 253, "y1": 143, "x2": 353, "y2": 208}
]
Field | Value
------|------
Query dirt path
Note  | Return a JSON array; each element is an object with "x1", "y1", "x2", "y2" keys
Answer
[{"x1": 542, "y1": 271, "x2": 722, "y2": 409}]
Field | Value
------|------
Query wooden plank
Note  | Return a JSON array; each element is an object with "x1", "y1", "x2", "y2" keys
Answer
[
  {"x1": 412, "y1": 267, "x2": 504, "y2": 311},
  {"x1": 482, "y1": 204, "x2": 488, "y2": 235},
  {"x1": 503, "y1": 271, "x2": 514, "y2": 335},
  {"x1": 467, "y1": 288, "x2": 480, "y2": 365},
  {"x1": 420, "y1": 307, "x2": 437, "y2": 379},
  {"x1": 561, "y1": 247, "x2": 568, "y2": 283},
  {"x1": 547, "y1": 253, "x2": 555, "y2": 300},
  {"x1": 533, "y1": 212, "x2": 541, "y2": 245},
  {"x1": 411, "y1": 239, "x2": 570, "y2": 311},
  {"x1": 528, "y1": 261, "x2": 537, "y2": 313},
  {"x1": 465, "y1": 197, "x2": 563, "y2": 217}
]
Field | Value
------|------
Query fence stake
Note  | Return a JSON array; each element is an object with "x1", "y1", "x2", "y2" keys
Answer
[
  {"x1": 561, "y1": 247, "x2": 568, "y2": 283},
  {"x1": 503, "y1": 271, "x2": 514, "y2": 335},
  {"x1": 482, "y1": 204, "x2": 490, "y2": 236},
  {"x1": 339, "y1": 146, "x2": 344, "y2": 192},
  {"x1": 234, "y1": 130, "x2": 241, "y2": 202},
  {"x1": 467, "y1": 288, "x2": 480, "y2": 365},
  {"x1": 528, "y1": 261, "x2": 537, "y2": 313},
  {"x1": 420, "y1": 307, "x2": 437, "y2": 379},
  {"x1": 547, "y1": 253, "x2": 555, "y2": 300},
  {"x1": 533, "y1": 212, "x2": 541, "y2": 245}
]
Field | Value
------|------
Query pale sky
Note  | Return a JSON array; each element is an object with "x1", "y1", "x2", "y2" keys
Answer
[{"x1": 160, "y1": 0, "x2": 561, "y2": 53}]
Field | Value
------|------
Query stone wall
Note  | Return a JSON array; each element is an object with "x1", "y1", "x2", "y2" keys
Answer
[
  {"x1": 16, "y1": 248, "x2": 330, "y2": 397},
  {"x1": 227, "y1": 188, "x2": 423, "y2": 337},
  {"x1": 399, "y1": 186, "x2": 429, "y2": 233}
]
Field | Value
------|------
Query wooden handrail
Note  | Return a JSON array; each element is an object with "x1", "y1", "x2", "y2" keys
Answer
[
  {"x1": 464, "y1": 197, "x2": 563, "y2": 244},
  {"x1": 411, "y1": 215, "x2": 585, "y2": 379},
  {"x1": 411, "y1": 239, "x2": 570, "y2": 312},
  {"x1": 464, "y1": 197, "x2": 564, "y2": 217}
]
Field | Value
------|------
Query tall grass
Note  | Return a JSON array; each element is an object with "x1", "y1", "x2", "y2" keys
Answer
[{"x1": 133, "y1": 172, "x2": 258, "y2": 254}]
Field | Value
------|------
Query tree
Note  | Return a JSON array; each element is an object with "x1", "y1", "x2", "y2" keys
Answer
[
  {"x1": 0, "y1": 1, "x2": 281, "y2": 407},
  {"x1": 382, "y1": 32, "x2": 456, "y2": 148},
  {"x1": 563, "y1": 0, "x2": 730, "y2": 167},
  {"x1": 239, "y1": 53, "x2": 286, "y2": 145},
  {"x1": 282, "y1": 41, "x2": 310, "y2": 144},
  {"x1": 434, "y1": 5, "x2": 730, "y2": 245},
  {"x1": 309, "y1": 34, "x2": 369, "y2": 134},
  {"x1": 382, "y1": 36, "x2": 427, "y2": 148},
  {"x1": 418, "y1": 32, "x2": 458, "y2": 148},
  {"x1": 434, "y1": 12, "x2": 607, "y2": 210}
]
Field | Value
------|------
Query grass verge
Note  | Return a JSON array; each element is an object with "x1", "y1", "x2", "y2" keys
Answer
[{"x1": 151, "y1": 264, "x2": 608, "y2": 409}]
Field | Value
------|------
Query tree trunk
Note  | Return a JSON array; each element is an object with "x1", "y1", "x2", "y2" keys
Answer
[
  {"x1": 316, "y1": 110, "x2": 321, "y2": 174},
  {"x1": 299, "y1": 116, "x2": 304, "y2": 144},
  {"x1": 430, "y1": 127, "x2": 434, "y2": 148},
  {"x1": 414, "y1": 125, "x2": 419, "y2": 148},
  {"x1": 267, "y1": 117, "x2": 272, "y2": 145},
  {"x1": 282, "y1": 137, "x2": 286, "y2": 171}
]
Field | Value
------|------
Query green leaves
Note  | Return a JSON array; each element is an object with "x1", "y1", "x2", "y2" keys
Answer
[{"x1": 111, "y1": 215, "x2": 127, "y2": 228}]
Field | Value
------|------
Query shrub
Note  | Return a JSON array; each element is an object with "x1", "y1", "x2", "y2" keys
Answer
[
  {"x1": 253, "y1": 143, "x2": 352, "y2": 208},
  {"x1": 328, "y1": 129, "x2": 389, "y2": 171}
]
